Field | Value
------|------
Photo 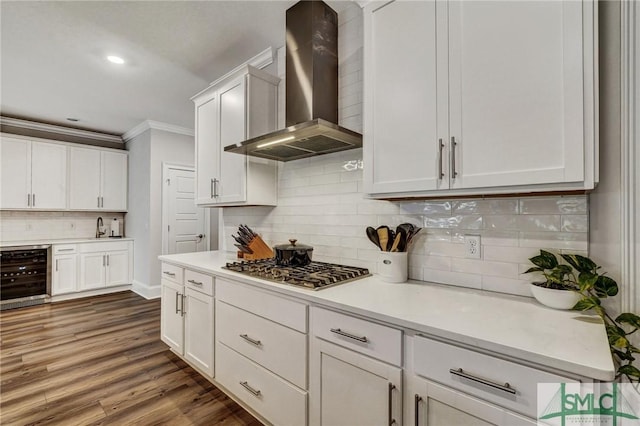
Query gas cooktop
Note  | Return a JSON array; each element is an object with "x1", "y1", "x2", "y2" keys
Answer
[{"x1": 223, "y1": 259, "x2": 370, "y2": 290}]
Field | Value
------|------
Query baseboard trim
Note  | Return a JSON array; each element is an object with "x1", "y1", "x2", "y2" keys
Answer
[
  {"x1": 50, "y1": 285, "x2": 132, "y2": 303},
  {"x1": 132, "y1": 280, "x2": 161, "y2": 299}
]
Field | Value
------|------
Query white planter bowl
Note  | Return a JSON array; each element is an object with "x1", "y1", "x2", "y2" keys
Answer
[{"x1": 530, "y1": 284, "x2": 581, "y2": 310}]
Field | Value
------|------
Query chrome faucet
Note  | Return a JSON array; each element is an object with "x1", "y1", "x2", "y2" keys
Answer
[{"x1": 96, "y1": 217, "x2": 105, "y2": 238}]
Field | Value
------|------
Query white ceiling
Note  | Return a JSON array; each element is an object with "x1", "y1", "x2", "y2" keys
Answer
[{"x1": 1, "y1": 1, "x2": 353, "y2": 136}]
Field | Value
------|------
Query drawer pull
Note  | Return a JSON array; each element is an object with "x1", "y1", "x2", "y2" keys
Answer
[
  {"x1": 239, "y1": 334, "x2": 262, "y2": 347},
  {"x1": 330, "y1": 328, "x2": 368, "y2": 343},
  {"x1": 449, "y1": 368, "x2": 516, "y2": 395},
  {"x1": 187, "y1": 279, "x2": 203, "y2": 286},
  {"x1": 163, "y1": 271, "x2": 176, "y2": 277},
  {"x1": 414, "y1": 394, "x2": 423, "y2": 426},
  {"x1": 57, "y1": 248, "x2": 75, "y2": 252},
  {"x1": 239, "y1": 381, "x2": 262, "y2": 398},
  {"x1": 388, "y1": 383, "x2": 396, "y2": 425}
]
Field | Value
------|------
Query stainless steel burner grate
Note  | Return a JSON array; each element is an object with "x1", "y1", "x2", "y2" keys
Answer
[{"x1": 223, "y1": 259, "x2": 370, "y2": 290}]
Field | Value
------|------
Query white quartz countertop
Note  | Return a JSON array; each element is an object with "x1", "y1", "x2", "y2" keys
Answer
[
  {"x1": 159, "y1": 251, "x2": 615, "y2": 381},
  {"x1": 1, "y1": 237, "x2": 134, "y2": 247}
]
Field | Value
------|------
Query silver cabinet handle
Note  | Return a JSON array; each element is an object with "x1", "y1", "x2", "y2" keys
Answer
[
  {"x1": 438, "y1": 138, "x2": 445, "y2": 179},
  {"x1": 98, "y1": 196, "x2": 101, "y2": 208},
  {"x1": 330, "y1": 328, "x2": 368, "y2": 343},
  {"x1": 239, "y1": 381, "x2": 261, "y2": 398},
  {"x1": 102, "y1": 255, "x2": 106, "y2": 267},
  {"x1": 187, "y1": 279, "x2": 203, "y2": 286},
  {"x1": 181, "y1": 294, "x2": 186, "y2": 316},
  {"x1": 56, "y1": 259, "x2": 59, "y2": 272},
  {"x1": 57, "y1": 248, "x2": 74, "y2": 252},
  {"x1": 27, "y1": 193, "x2": 31, "y2": 207},
  {"x1": 163, "y1": 271, "x2": 176, "y2": 277},
  {"x1": 449, "y1": 368, "x2": 516, "y2": 394},
  {"x1": 388, "y1": 383, "x2": 396, "y2": 425},
  {"x1": 101, "y1": 197, "x2": 104, "y2": 208},
  {"x1": 239, "y1": 334, "x2": 262, "y2": 347},
  {"x1": 175, "y1": 292, "x2": 180, "y2": 314},
  {"x1": 451, "y1": 136, "x2": 458, "y2": 179},
  {"x1": 211, "y1": 178, "x2": 220, "y2": 198},
  {"x1": 32, "y1": 193, "x2": 35, "y2": 207},
  {"x1": 414, "y1": 394, "x2": 423, "y2": 426}
]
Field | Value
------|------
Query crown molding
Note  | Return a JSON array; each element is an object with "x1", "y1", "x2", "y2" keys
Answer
[
  {"x1": 209, "y1": 46, "x2": 274, "y2": 87},
  {"x1": 123, "y1": 120, "x2": 194, "y2": 142},
  {"x1": 0, "y1": 116, "x2": 123, "y2": 144}
]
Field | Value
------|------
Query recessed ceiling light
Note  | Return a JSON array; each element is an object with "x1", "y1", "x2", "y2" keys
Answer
[
  {"x1": 107, "y1": 55, "x2": 125, "y2": 65},
  {"x1": 66, "y1": 118, "x2": 79, "y2": 122}
]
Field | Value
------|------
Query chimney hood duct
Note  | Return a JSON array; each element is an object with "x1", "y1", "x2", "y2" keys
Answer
[{"x1": 224, "y1": 0, "x2": 363, "y2": 162}]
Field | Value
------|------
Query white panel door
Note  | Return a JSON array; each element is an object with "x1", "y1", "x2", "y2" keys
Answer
[
  {"x1": 448, "y1": 1, "x2": 585, "y2": 189},
  {"x1": 69, "y1": 147, "x2": 101, "y2": 209},
  {"x1": 79, "y1": 252, "x2": 106, "y2": 290},
  {"x1": 184, "y1": 287, "x2": 214, "y2": 377},
  {"x1": 160, "y1": 279, "x2": 184, "y2": 354},
  {"x1": 218, "y1": 76, "x2": 247, "y2": 204},
  {"x1": 0, "y1": 137, "x2": 31, "y2": 209},
  {"x1": 167, "y1": 168, "x2": 207, "y2": 254},
  {"x1": 310, "y1": 338, "x2": 402, "y2": 426},
  {"x1": 364, "y1": 0, "x2": 444, "y2": 194},
  {"x1": 52, "y1": 255, "x2": 77, "y2": 295},
  {"x1": 30, "y1": 141, "x2": 67, "y2": 209},
  {"x1": 105, "y1": 250, "x2": 129, "y2": 286},
  {"x1": 101, "y1": 151, "x2": 128, "y2": 211},
  {"x1": 195, "y1": 92, "x2": 219, "y2": 205}
]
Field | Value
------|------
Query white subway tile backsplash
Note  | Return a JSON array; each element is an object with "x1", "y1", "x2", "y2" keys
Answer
[{"x1": 220, "y1": 3, "x2": 589, "y2": 298}]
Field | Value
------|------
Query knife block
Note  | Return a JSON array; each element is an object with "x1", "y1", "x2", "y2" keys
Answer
[{"x1": 237, "y1": 235, "x2": 274, "y2": 260}]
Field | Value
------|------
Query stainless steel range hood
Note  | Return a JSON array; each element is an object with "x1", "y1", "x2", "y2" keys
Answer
[{"x1": 224, "y1": 0, "x2": 363, "y2": 162}]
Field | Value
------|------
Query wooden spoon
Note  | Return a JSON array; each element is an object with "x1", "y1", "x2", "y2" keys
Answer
[{"x1": 377, "y1": 226, "x2": 390, "y2": 251}]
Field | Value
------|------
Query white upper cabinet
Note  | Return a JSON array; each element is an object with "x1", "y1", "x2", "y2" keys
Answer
[
  {"x1": 0, "y1": 136, "x2": 66, "y2": 210},
  {"x1": 363, "y1": 0, "x2": 597, "y2": 198},
  {"x1": 192, "y1": 65, "x2": 279, "y2": 206},
  {"x1": 69, "y1": 146, "x2": 128, "y2": 211}
]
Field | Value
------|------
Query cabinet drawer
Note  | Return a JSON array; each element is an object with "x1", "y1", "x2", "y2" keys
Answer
[
  {"x1": 217, "y1": 300, "x2": 307, "y2": 389},
  {"x1": 53, "y1": 244, "x2": 77, "y2": 254},
  {"x1": 311, "y1": 306, "x2": 402, "y2": 366},
  {"x1": 216, "y1": 278, "x2": 307, "y2": 333},
  {"x1": 216, "y1": 342, "x2": 306, "y2": 426},
  {"x1": 413, "y1": 335, "x2": 577, "y2": 418},
  {"x1": 161, "y1": 263, "x2": 183, "y2": 285},
  {"x1": 79, "y1": 241, "x2": 130, "y2": 253},
  {"x1": 184, "y1": 269, "x2": 214, "y2": 296}
]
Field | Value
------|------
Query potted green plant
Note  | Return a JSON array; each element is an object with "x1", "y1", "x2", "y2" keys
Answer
[
  {"x1": 524, "y1": 250, "x2": 581, "y2": 309},
  {"x1": 525, "y1": 250, "x2": 640, "y2": 382}
]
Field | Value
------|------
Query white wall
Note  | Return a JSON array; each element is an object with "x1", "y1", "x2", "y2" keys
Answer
[
  {"x1": 125, "y1": 129, "x2": 151, "y2": 290},
  {"x1": 220, "y1": 2, "x2": 589, "y2": 298}
]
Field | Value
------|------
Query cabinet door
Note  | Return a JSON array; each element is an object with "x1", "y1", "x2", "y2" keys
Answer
[
  {"x1": 79, "y1": 252, "x2": 106, "y2": 290},
  {"x1": 160, "y1": 279, "x2": 184, "y2": 354},
  {"x1": 0, "y1": 137, "x2": 31, "y2": 209},
  {"x1": 101, "y1": 151, "x2": 128, "y2": 211},
  {"x1": 217, "y1": 76, "x2": 247, "y2": 204},
  {"x1": 30, "y1": 142, "x2": 67, "y2": 209},
  {"x1": 194, "y1": 91, "x2": 220, "y2": 205},
  {"x1": 69, "y1": 147, "x2": 101, "y2": 210},
  {"x1": 363, "y1": 0, "x2": 444, "y2": 194},
  {"x1": 184, "y1": 287, "x2": 214, "y2": 377},
  {"x1": 409, "y1": 376, "x2": 536, "y2": 426},
  {"x1": 448, "y1": 1, "x2": 586, "y2": 189},
  {"x1": 52, "y1": 255, "x2": 77, "y2": 295},
  {"x1": 105, "y1": 250, "x2": 129, "y2": 286},
  {"x1": 309, "y1": 338, "x2": 402, "y2": 426}
]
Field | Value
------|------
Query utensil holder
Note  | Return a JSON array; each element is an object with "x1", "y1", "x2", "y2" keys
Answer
[{"x1": 378, "y1": 252, "x2": 408, "y2": 283}]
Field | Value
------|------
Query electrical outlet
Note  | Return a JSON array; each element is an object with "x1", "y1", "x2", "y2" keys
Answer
[{"x1": 464, "y1": 235, "x2": 481, "y2": 259}]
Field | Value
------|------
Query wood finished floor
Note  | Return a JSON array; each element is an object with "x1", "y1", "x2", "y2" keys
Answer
[{"x1": 0, "y1": 291, "x2": 262, "y2": 426}]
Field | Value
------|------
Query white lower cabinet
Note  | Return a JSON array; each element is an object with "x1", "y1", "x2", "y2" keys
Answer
[
  {"x1": 408, "y1": 376, "x2": 536, "y2": 426},
  {"x1": 309, "y1": 306, "x2": 403, "y2": 426},
  {"x1": 52, "y1": 245, "x2": 78, "y2": 295},
  {"x1": 78, "y1": 241, "x2": 132, "y2": 290},
  {"x1": 159, "y1": 264, "x2": 214, "y2": 378}
]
